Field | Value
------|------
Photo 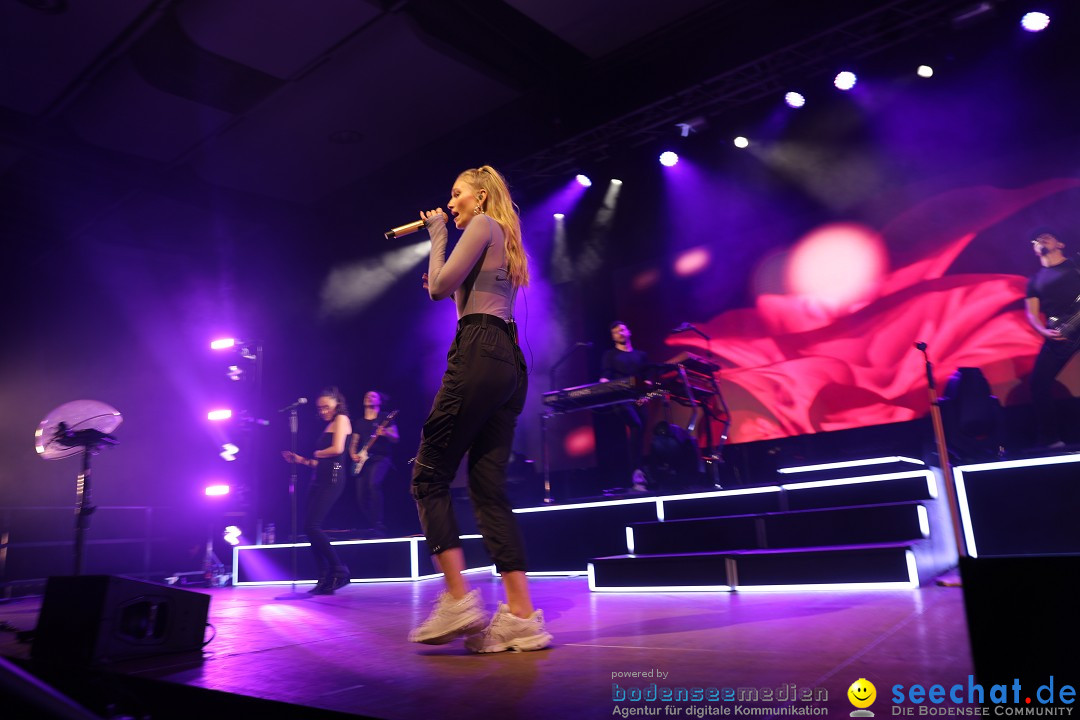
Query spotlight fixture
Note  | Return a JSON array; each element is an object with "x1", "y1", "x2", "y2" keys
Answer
[
  {"x1": 917, "y1": 65, "x2": 934, "y2": 78},
  {"x1": 207, "y1": 409, "x2": 232, "y2": 421},
  {"x1": 227, "y1": 365, "x2": 243, "y2": 381},
  {"x1": 553, "y1": 213, "x2": 565, "y2": 220},
  {"x1": 220, "y1": 443, "x2": 239, "y2": 462},
  {"x1": 659, "y1": 151, "x2": 679, "y2": 167},
  {"x1": 733, "y1": 136, "x2": 749, "y2": 149},
  {"x1": 223, "y1": 526, "x2": 242, "y2": 546},
  {"x1": 1020, "y1": 11, "x2": 1050, "y2": 32},
  {"x1": 210, "y1": 338, "x2": 236, "y2": 350},
  {"x1": 834, "y1": 71, "x2": 857, "y2": 91},
  {"x1": 675, "y1": 117, "x2": 706, "y2": 137},
  {"x1": 205, "y1": 484, "x2": 230, "y2": 497},
  {"x1": 784, "y1": 91, "x2": 806, "y2": 108},
  {"x1": 611, "y1": 179, "x2": 623, "y2": 186},
  {"x1": 575, "y1": 174, "x2": 592, "y2": 187}
]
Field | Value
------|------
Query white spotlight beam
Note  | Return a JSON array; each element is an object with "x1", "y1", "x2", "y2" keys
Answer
[{"x1": 320, "y1": 240, "x2": 429, "y2": 317}]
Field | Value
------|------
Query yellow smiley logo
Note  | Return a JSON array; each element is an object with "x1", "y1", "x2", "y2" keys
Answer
[{"x1": 847, "y1": 678, "x2": 877, "y2": 709}]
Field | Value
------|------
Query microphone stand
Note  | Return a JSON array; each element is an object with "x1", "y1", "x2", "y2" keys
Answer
[
  {"x1": 915, "y1": 342, "x2": 967, "y2": 563},
  {"x1": 548, "y1": 343, "x2": 590, "y2": 391},
  {"x1": 275, "y1": 405, "x2": 308, "y2": 600}
]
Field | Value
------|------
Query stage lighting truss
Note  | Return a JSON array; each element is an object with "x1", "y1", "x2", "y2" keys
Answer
[{"x1": 501, "y1": 0, "x2": 983, "y2": 185}]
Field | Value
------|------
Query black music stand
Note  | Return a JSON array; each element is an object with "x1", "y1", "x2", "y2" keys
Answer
[{"x1": 35, "y1": 400, "x2": 122, "y2": 576}]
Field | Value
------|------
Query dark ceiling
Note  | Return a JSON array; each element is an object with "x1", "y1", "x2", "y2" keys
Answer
[{"x1": 1, "y1": 0, "x2": 1001, "y2": 217}]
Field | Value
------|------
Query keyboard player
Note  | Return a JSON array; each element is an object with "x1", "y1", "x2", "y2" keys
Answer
[{"x1": 599, "y1": 321, "x2": 649, "y2": 492}]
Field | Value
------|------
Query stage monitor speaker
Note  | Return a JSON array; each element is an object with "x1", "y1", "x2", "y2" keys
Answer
[
  {"x1": 960, "y1": 556, "x2": 1080, "y2": 692},
  {"x1": 32, "y1": 575, "x2": 210, "y2": 666}
]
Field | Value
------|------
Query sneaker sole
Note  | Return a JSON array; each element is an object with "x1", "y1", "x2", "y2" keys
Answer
[
  {"x1": 409, "y1": 613, "x2": 488, "y2": 645},
  {"x1": 468, "y1": 631, "x2": 553, "y2": 653}
]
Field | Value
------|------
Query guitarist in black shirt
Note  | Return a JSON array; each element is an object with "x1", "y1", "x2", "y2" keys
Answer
[
  {"x1": 1024, "y1": 231, "x2": 1080, "y2": 448},
  {"x1": 349, "y1": 391, "x2": 399, "y2": 537}
]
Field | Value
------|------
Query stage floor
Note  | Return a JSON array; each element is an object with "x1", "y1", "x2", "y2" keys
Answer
[{"x1": 0, "y1": 574, "x2": 975, "y2": 719}]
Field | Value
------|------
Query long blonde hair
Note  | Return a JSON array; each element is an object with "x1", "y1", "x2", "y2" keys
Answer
[{"x1": 459, "y1": 165, "x2": 530, "y2": 288}]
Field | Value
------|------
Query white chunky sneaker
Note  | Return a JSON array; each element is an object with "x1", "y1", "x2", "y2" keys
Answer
[
  {"x1": 465, "y1": 603, "x2": 553, "y2": 653},
  {"x1": 408, "y1": 589, "x2": 488, "y2": 645}
]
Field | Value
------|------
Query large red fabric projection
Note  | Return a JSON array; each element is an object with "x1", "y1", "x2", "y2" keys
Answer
[{"x1": 665, "y1": 179, "x2": 1080, "y2": 443}]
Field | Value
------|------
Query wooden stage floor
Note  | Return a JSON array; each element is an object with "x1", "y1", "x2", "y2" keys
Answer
[{"x1": 0, "y1": 574, "x2": 976, "y2": 719}]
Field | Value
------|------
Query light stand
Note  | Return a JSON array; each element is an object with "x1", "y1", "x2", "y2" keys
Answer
[
  {"x1": 71, "y1": 432, "x2": 117, "y2": 575},
  {"x1": 34, "y1": 401, "x2": 123, "y2": 577}
]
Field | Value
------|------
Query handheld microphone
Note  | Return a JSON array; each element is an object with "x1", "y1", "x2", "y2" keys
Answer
[
  {"x1": 384, "y1": 220, "x2": 426, "y2": 240},
  {"x1": 278, "y1": 397, "x2": 308, "y2": 413},
  {"x1": 671, "y1": 322, "x2": 695, "y2": 334}
]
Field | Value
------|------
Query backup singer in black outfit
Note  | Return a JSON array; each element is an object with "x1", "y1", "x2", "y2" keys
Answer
[
  {"x1": 281, "y1": 387, "x2": 353, "y2": 594},
  {"x1": 349, "y1": 390, "x2": 398, "y2": 538},
  {"x1": 1024, "y1": 231, "x2": 1080, "y2": 447},
  {"x1": 407, "y1": 165, "x2": 551, "y2": 653}
]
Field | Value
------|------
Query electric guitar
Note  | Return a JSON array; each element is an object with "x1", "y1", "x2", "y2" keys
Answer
[
  {"x1": 352, "y1": 410, "x2": 398, "y2": 475},
  {"x1": 1048, "y1": 293, "x2": 1080, "y2": 349}
]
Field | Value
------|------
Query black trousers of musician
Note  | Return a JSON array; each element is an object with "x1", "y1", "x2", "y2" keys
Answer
[
  {"x1": 411, "y1": 314, "x2": 529, "y2": 573},
  {"x1": 1031, "y1": 338, "x2": 1079, "y2": 445},
  {"x1": 356, "y1": 455, "x2": 391, "y2": 534},
  {"x1": 303, "y1": 462, "x2": 348, "y2": 578}
]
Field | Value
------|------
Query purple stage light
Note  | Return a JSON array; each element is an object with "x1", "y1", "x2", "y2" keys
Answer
[
  {"x1": 733, "y1": 136, "x2": 749, "y2": 149},
  {"x1": 205, "y1": 484, "x2": 230, "y2": 497},
  {"x1": 207, "y1": 409, "x2": 232, "y2": 421},
  {"x1": 575, "y1": 174, "x2": 592, "y2": 187},
  {"x1": 659, "y1": 151, "x2": 679, "y2": 167},
  {"x1": 784, "y1": 91, "x2": 805, "y2": 108},
  {"x1": 834, "y1": 71, "x2": 857, "y2": 90},
  {"x1": 1021, "y1": 12, "x2": 1050, "y2": 32},
  {"x1": 553, "y1": 213, "x2": 565, "y2": 220},
  {"x1": 220, "y1": 443, "x2": 239, "y2": 461},
  {"x1": 210, "y1": 338, "x2": 236, "y2": 350},
  {"x1": 916, "y1": 65, "x2": 934, "y2": 78}
]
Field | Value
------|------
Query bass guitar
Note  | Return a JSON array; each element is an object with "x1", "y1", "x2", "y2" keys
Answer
[{"x1": 352, "y1": 410, "x2": 398, "y2": 475}]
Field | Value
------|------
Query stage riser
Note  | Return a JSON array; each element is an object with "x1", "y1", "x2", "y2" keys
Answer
[
  {"x1": 229, "y1": 469, "x2": 955, "y2": 587},
  {"x1": 630, "y1": 503, "x2": 926, "y2": 555},
  {"x1": 516, "y1": 501, "x2": 660, "y2": 573},
  {"x1": 233, "y1": 537, "x2": 490, "y2": 584},
  {"x1": 590, "y1": 546, "x2": 914, "y2": 589},
  {"x1": 661, "y1": 474, "x2": 935, "y2": 521},
  {"x1": 784, "y1": 476, "x2": 936, "y2": 511},
  {"x1": 954, "y1": 457, "x2": 1080, "y2": 557},
  {"x1": 589, "y1": 555, "x2": 732, "y2": 588}
]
